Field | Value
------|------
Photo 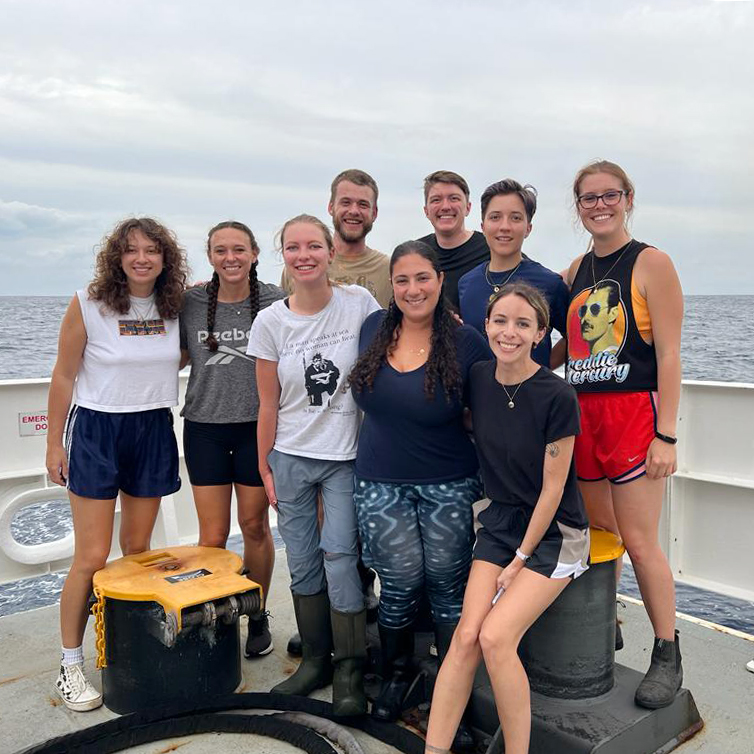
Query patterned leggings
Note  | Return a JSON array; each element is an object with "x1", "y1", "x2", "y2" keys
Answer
[{"x1": 354, "y1": 475, "x2": 482, "y2": 629}]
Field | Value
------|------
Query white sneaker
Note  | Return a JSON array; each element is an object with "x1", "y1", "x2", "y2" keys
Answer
[{"x1": 55, "y1": 663, "x2": 103, "y2": 711}]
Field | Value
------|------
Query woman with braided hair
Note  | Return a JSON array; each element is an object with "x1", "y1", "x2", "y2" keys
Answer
[
  {"x1": 349, "y1": 240, "x2": 489, "y2": 727},
  {"x1": 180, "y1": 220, "x2": 284, "y2": 658}
]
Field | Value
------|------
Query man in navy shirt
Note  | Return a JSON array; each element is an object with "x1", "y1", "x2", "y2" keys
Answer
[{"x1": 458, "y1": 179, "x2": 569, "y2": 368}]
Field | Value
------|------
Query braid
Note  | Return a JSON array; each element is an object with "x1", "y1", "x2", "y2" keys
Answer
[
  {"x1": 348, "y1": 298, "x2": 403, "y2": 394},
  {"x1": 249, "y1": 262, "x2": 260, "y2": 326},
  {"x1": 205, "y1": 272, "x2": 220, "y2": 352},
  {"x1": 424, "y1": 296, "x2": 462, "y2": 402}
]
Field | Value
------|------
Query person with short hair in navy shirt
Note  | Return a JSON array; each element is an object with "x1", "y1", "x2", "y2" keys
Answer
[
  {"x1": 458, "y1": 179, "x2": 569, "y2": 368},
  {"x1": 349, "y1": 240, "x2": 489, "y2": 729}
]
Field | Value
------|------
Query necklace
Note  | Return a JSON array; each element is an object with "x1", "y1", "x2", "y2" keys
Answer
[
  {"x1": 501, "y1": 381, "x2": 523, "y2": 409},
  {"x1": 129, "y1": 295, "x2": 156, "y2": 323},
  {"x1": 590, "y1": 239, "x2": 633, "y2": 288},
  {"x1": 408, "y1": 346, "x2": 427, "y2": 356},
  {"x1": 485, "y1": 261, "x2": 521, "y2": 301}
]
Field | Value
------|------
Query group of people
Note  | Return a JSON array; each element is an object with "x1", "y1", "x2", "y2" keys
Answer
[{"x1": 46, "y1": 162, "x2": 684, "y2": 754}]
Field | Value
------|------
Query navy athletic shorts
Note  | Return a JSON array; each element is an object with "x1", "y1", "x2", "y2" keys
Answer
[
  {"x1": 183, "y1": 419, "x2": 263, "y2": 487},
  {"x1": 65, "y1": 406, "x2": 181, "y2": 500}
]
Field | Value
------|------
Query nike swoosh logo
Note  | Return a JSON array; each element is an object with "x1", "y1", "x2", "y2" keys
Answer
[{"x1": 628, "y1": 455, "x2": 641, "y2": 463}]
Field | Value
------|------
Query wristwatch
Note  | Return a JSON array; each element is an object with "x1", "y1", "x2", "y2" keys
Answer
[
  {"x1": 655, "y1": 431, "x2": 678, "y2": 445},
  {"x1": 515, "y1": 548, "x2": 531, "y2": 563}
]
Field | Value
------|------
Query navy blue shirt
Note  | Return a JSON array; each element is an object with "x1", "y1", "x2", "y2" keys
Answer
[
  {"x1": 457, "y1": 258, "x2": 569, "y2": 367},
  {"x1": 353, "y1": 310, "x2": 491, "y2": 484}
]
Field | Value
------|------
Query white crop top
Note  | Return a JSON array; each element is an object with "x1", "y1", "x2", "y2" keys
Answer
[{"x1": 74, "y1": 290, "x2": 180, "y2": 412}]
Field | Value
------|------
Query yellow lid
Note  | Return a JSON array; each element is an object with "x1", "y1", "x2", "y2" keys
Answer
[
  {"x1": 589, "y1": 528, "x2": 625, "y2": 564},
  {"x1": 92, "y1": 545, "x2": 261, "y2": 632}
]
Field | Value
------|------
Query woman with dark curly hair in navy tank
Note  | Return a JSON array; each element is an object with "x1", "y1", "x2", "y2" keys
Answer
[
  {"x1": 179, "y1": 221, "x2": 284, "y2": 660},
  {"x1": 349, "y1": 240, "x2": 489, "y2": 731}
]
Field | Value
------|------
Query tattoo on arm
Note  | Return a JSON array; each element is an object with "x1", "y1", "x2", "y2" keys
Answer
[{"x1": 546, "y1": 442, "x2": 560, "y2": 458}]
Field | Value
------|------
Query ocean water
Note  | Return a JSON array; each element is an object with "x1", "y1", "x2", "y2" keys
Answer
[{"x1": 0, "y1": 295, "x2": 752, "y2": 382}]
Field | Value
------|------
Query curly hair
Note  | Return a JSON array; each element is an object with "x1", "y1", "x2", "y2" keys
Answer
[
  {"x1": 349, "y1": 240, "x2": 462, "y2": 402},
  {"x1": 88, "y1": 217, "x2": 188, "y2": 318},
  {"x1": 204, "y1": 221, "x2": 261, "y2": 353}
]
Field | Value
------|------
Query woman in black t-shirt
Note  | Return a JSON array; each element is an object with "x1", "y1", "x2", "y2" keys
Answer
[{"x1": 425, "y1": 283, "x2": 589, "y2": 754}]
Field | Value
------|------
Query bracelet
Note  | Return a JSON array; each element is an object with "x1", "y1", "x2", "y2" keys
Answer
[
  {"x1": 655, "y1": 431, "x2": 678, "y2": 445},
  {"x1": 515, "y1": 548, "x2": 531, "y2": 563}
]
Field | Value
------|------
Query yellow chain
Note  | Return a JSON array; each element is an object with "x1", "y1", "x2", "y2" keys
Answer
[{"x1": 91, "y1": 588, "x2": 107, "y2": 669}]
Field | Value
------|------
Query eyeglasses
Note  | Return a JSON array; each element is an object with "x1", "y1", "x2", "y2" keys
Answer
[
  {"x1": 577, "y1": 190, "x2": 629, "y2": 210},
  {"x1": 579, "y1": 303, "x2": 604, "y2": 318}
]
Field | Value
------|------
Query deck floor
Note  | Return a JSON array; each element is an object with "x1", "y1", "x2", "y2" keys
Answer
[{"x1": 1, "y1": 554, "x2": 752, "y2": 754}]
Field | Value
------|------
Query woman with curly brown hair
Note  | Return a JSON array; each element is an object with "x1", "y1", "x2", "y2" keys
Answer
[
  {"x1": 46, "y1": 217, "x2": 188, "y2": 711},
  {"x1": 349, "y1": 240, "x2": 489, "y2": 727},
  {"x1": 180, "y1": 221, "x2": 284, "y2": 659}
]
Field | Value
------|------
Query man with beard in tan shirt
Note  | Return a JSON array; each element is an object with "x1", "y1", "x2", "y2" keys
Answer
[{"x1": 282, "y1": 169, "x2": 391, "y2": 307}]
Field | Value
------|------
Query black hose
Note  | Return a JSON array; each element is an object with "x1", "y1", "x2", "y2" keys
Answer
[
  {"x1": 16, "y1": 693, "x2": 426, "y2": 754},
  {"x1": 18, "y1": 712, "x2": 336, "y2": 754}
]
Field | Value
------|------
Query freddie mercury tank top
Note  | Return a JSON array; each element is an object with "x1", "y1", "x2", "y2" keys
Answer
[{"x1": 565, "y1": 241, "x2": 657, "y2": 392}]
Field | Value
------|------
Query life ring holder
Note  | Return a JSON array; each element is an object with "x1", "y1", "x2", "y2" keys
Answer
[{"x1": 0, "y1": 486, "x2": 74, "y2": 565}]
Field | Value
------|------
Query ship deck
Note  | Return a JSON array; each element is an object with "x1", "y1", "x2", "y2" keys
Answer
[{"x1": 1, "y1": 551, "x2": 753, "y2": 754}]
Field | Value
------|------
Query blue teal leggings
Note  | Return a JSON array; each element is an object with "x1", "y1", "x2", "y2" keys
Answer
[{"x1": 354, "y1": 476, "x2": 482, "y2": 629}]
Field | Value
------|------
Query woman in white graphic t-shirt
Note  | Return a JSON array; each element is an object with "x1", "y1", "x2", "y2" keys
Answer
[{"x1": 248, "y1": 214, "x2": 380, "y2": 717}]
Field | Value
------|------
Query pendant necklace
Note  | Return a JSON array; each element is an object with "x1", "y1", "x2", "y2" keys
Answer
[
  {"x1": 590, "y1": 239, "x2": 633, "y2": 288},
  {"x1": 129, "y1": 295, "x2": 156, "y2": 324},
  {"x1": 485, "y1": 261, "x2": 521, "y2": 301},
  {"x1": 502, "y1": 381, "x2": 523, "y2": 409}
]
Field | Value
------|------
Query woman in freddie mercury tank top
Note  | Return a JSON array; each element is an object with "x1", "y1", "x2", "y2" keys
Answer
[{"x1": 565, "y1": 160, "x2": 684, "y2": 711}]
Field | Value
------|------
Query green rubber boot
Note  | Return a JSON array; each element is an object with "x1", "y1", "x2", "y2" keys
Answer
[
  {"x1": 331, "y1": 608, "x2": 368, "y2": 716},
  {"x1": 271, "y1": 592, "x2": 333, "y2": 696}
]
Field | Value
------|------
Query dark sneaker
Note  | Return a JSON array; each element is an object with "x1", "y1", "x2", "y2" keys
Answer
[{"x1": 245, "y1": 612, "x2": 273, "y2": 658}]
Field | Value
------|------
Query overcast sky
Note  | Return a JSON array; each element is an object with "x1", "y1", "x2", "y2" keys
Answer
[{"x1": 1, "y1": 0, "x2": 752, "y2": 296}]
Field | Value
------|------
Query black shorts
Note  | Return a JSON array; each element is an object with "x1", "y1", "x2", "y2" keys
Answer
[
  {"x1": 183, "y1": 420, "x2": 263, "y2": 487},
  {"x1": 474, "y1": 502, "x2": 590, "y2": 580},
  {"x1": 66, "y1": 406, "x2": 180, "y2": 499}
]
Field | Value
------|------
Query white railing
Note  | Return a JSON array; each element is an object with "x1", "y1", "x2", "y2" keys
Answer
[
  {"x1": 0, "y1": 375, "x2": 216, "y2": 583},
  {"x1": 0, "y1": 377, "x2": 753, "y2": 604}
]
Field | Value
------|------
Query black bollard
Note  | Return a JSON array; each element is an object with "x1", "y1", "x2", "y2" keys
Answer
[{"x1": 518, "y1": 529, "x2": 622, "y2": 699}]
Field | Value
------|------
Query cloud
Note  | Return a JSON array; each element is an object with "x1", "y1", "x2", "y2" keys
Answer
[{"x1": 0, "y1": 0, "x2": 752, "y2": 294}]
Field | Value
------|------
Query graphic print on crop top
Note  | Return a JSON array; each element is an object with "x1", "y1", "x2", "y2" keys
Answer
[
  {"x1": 566, "y1": 241, "x2": 657, "y2": 392},
  {"x1": 567, "y1": 278, "x2": 628, "y2": 384}
]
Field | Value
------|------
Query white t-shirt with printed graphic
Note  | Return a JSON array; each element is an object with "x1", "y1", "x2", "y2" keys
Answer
[{"x1": 247, "y1": 285, "x2": 381, "y2": 461}]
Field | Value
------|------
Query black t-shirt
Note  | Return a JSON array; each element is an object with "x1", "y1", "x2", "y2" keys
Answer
[
  {"x1": 353, "y1": 310, "x2": 490, "y2": 483},
  {"x1": 469, "y1": 362, "x2": 587, "y2": 529},
  {"x1": 417, "y1": 230, "x2": 490, "y2": 310}
]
